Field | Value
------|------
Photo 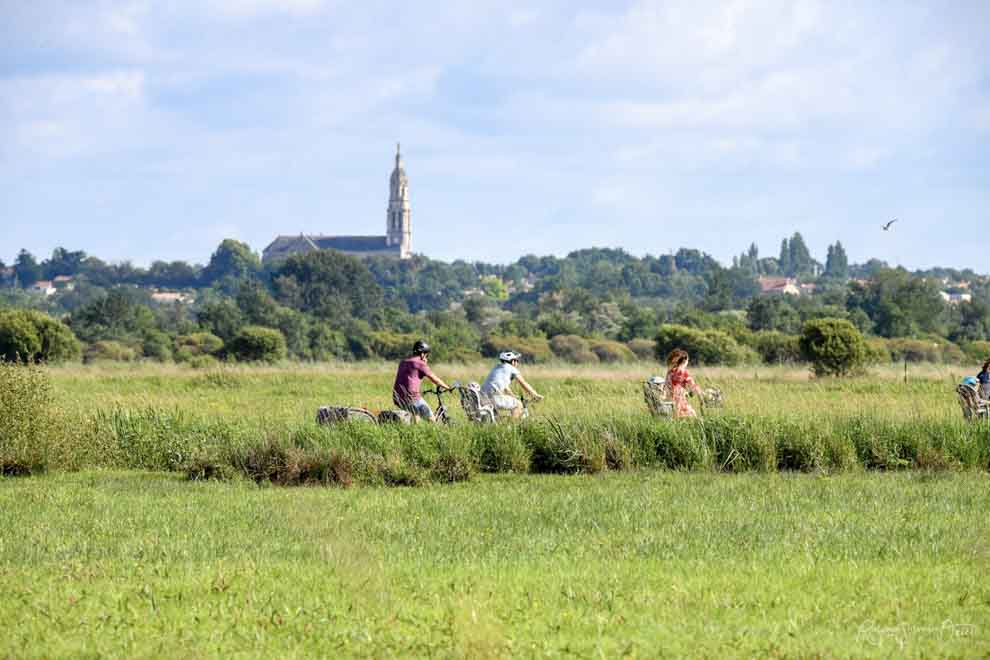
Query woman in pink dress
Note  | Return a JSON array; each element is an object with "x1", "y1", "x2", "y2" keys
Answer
[{"x1": 664, "y1": 348, "x2": 704, "y2": 418}]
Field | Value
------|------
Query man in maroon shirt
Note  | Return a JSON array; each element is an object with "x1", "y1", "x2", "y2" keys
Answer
[{"x1": 392, "y1": 340, "x2": 452, "y2": 422}]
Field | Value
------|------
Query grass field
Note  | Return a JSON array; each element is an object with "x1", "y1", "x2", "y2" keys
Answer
[
  {"x1": 2, "y1": 362, "x2": 989, "y2": 656},
  {"x1": 2, "y1": 470, "x2": 987, "y2": 657}
]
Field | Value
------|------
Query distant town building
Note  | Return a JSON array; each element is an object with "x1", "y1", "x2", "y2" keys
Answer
[
  {"x1": 52, "y1": 275, "x2": 75, "y2": 291},
  {"x1": 262, "y1": 144, "x2": 413, "y2": 265},
  {"x1": 151, "y1": 291, "x2": 195, "y2": 304},
  {"x1": 940, "y1": 291, "x2": 972, "y2": 305},
  {"x1": 758, "y1": 277, "x2": 801, "y2": 296},
  {"x1": 30, "y1": 280, "x2": 56, "y2": 296}
]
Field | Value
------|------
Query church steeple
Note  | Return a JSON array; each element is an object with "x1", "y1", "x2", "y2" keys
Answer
[{"x1": 387, "y1": 143, "x2": 411, "y2": 258}]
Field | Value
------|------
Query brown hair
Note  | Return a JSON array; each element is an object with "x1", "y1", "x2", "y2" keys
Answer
[
  {"x1": 983, "y1": 360, "x2": 990, "y2": 373},
  {"x1": 666, "y1": 348, "x2": 689, "y2": 370}
]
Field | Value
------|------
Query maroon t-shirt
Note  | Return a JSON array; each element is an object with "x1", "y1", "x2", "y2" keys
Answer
[{"x1": 393, "y1": 356, "x2": 433, "y2": 404}]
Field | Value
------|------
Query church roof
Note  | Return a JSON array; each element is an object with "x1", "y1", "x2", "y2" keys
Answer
[
  {"x1": 311, "y1": 235, "x2": 391, "y2": 252},
  {"x1": 262, "y1": 234, "x2": 400, "y2": 263}
]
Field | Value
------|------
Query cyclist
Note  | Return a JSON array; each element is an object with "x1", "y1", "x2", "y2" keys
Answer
[
  {"x1": 392, "y1": 340, "x2": 452, "y2": 422},
  {"x1": 978, "y1": 360, "x2": 990, "y2": 400},
  {"x1": 480, "y1": 351, "x2": 544, "y2": 419}
]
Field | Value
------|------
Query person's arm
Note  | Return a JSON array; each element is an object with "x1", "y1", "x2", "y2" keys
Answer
[
  {"x1": 514, "y1": 374, "x2": 543, "y2": 400},
  {"x1": 426, "y1": 372, "x2": 452, "y2": 392},
  {"x1": 686, "y1": 372, "x2": 704, "y2": 398}
]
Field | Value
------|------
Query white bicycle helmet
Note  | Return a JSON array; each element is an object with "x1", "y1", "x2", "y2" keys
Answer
[{"x1": 499, "y1": 350, "x2": 522, "y2": 363}]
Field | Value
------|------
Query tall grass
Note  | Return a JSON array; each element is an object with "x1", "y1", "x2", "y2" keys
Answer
[
  {"x1": 26, "y1": 406, "x2": 990, "y2": 485},
  {"x1": 3, "y1": 363, "x2": 988, "y2": 485},
  {"x1": 0, "y1": 361, "x2": 54, "y2": 475}
]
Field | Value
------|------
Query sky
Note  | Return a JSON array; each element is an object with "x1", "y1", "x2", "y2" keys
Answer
[{"x1": 2, "y1": 0, "x2": 989, "y2": 271}]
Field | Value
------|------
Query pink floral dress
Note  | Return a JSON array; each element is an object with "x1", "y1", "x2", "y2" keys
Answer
[{"x1": 665, "y1": 367, "x2": 703, "y2": 418}]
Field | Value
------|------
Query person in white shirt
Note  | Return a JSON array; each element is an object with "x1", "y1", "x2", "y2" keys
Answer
[{"x1": 481, "y1": 351, "x2": 544, "y2": 419}]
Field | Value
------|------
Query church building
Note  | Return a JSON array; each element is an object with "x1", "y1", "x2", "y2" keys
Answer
[{"x1": 262, "y1": 144, "x2": 413, "y2": 264}]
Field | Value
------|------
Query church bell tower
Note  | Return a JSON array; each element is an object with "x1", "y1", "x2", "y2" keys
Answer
[{"x1": 386, "y1": 143, "x2": 412, "y2": 258}]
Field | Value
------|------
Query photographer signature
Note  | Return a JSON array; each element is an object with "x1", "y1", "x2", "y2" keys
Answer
[{"x1": 857, "y1": 620, "x2": 977, "y2": 649}]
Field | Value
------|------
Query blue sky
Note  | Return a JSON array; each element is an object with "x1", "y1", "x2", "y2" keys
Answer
[{"x1": 2, "y1": 0, "x2": 988, "y2": 270}]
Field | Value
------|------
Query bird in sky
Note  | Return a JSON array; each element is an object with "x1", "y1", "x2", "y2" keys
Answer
[{"x1": 882, "y1": 218, "x2": 898, "y2": 231}]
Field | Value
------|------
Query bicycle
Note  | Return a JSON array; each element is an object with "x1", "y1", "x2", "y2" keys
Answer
[
  {"x1": 450, "y1": 380, "x2": 539, "y2": 423},
  {"x1": 421, "y1": 387, "x2": 454, "y2": 425}
]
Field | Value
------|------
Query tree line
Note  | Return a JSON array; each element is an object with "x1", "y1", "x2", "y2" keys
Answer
[{"x1": 1, "y1": 234, "x2": 989, "y2": 367}]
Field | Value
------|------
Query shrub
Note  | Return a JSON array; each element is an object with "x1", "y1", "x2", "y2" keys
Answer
[
  {"x1": 85, "y1": 340, "x2": 138, "y2": 363},
  {"x1": 549, "y1": 335, "x2": 599, "y2": 364},
  {"x1": 226, "y1": 326, "x2": 287, "y2": 363},
  {"x1": 799, "y1": 318, "x2": 867, "y2": 377},
  {"x1": 627, "y1": 338, "x2": 656, "y2": 361},
  {"x1": 142, "y1": 331, "x2": 173, "y2": 362},
  {"x1": 589, "y1": 339, "x2": 636, "y2": 363},
  {"x1": 750, "y1": 331, "x2": 802, "y2": 365},
  {"x1": 960, "y1": 340, "x2": 990, "y2": 364},
  {"x1": 368, "y1": 331, "x2": 418, "y2": 360},
  {"x1": 654, "y1": 324, "x2": 754, "y2": 366},
  {"x1": 0, "y1": 310, "x2": 80, "y2": 364},
  {"x1": 886, "y1": 338, "x2": 964, "y2": 364},
  {"x1": 0, "y1": 313, "x2": 40, "y2": 364},
  {"x1": 864, "y1": 338, "x2": 892, "y2": 365},
  {"x1": 175, "y1": 332, "x2": 224, "y2": 360},
  {"x1": 481, "y1": 335, "x2": 553, "y2": 364}
]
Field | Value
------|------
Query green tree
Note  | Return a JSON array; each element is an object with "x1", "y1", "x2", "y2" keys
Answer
[
  {"x1": 462, "y1": 296, "x2": 487, "y2": 324},
  {"x1": 274, "y1": 251, "x2": 383, "y2": 321},
  {"x1": 952, "y1": 300, "x2": 990, "y2": 342},
  {"x1": 146, "y1": 260, "x2": 199, "y2": 288},
  {"x1": 799, "y1": 318, "x2": 867, "y2": 377},
  {"x1": 778, "y1": 238, "x2": 791, "y2": 277},
  {"x1": 43, "y1": 247, "x2": 87, "y2": 279},
  {"x1": 702, "y1": 266, "x2": 733, "y2": 312},
  {"x1": 68, "y1": 289, "x2": 157, "y2": 343},
  {"x1": 787, "y1": 233, "x2": 813, "y2": 276},
  {"x1": 824, "y1": 241, "x2": 849, "y2": 279},
  {"x1": 746, "y1": 296, "x2": 801, "y2": 333},
  {"x1": 847, "y1": 269, "x2": 946, "y2": 337},
  {"x1": 14, "y1": 250, "x2": 42, "y2": 287},
  {"x1": 201, "y1": 240, "x2": 261, "y2": 288},
  {"x1": 196, "y1": 299, "x2": 245, "y2": 342}
]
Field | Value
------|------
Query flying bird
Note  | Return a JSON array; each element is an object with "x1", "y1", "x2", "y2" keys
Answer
[{"x1": 882, "y1": 218, "x2": 898, "y2": 231}]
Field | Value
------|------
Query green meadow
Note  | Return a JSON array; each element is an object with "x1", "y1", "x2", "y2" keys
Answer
[{"x1": 1, "y1": 362, "x2": 989, "y2": 656}]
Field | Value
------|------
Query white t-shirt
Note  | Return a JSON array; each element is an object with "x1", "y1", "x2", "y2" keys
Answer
[{"x1": 481, "y1": 363, "x2": 520, "y2": 395}]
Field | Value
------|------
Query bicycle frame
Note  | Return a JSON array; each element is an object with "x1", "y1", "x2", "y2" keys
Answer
[{"x1": 421, "y1": 388, "x2": 452, "y2": 424}]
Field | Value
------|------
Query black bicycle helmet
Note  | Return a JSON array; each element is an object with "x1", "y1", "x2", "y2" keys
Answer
[{"x1": 413, "y1": 339, "x2": 431, "y2": 355}]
